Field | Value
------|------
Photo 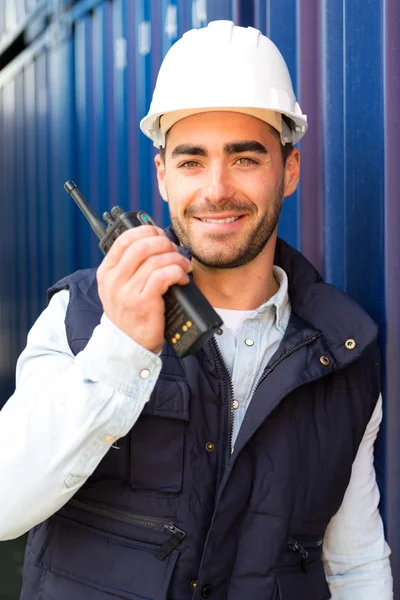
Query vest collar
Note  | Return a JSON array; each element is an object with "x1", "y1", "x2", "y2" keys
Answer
[{"x1": 165, "y1": 227, "x2": 378, "y2": 369}]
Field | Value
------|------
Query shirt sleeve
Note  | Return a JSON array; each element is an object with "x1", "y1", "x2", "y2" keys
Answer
[
  {"x1": 0, "y1": 290, "x2": 162, "y2": 541},
  {"x1": 322, "y1": 394, "x2": 393, "y2": 599}
]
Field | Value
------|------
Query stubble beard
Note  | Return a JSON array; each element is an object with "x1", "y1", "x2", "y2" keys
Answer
[{"x1": 168, "y1": 181, "x2": 285, "y2": 269}]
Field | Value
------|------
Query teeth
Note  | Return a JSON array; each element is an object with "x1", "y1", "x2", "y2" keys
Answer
[{"x1": 201, "y1": 217, "x2": 240, "y2": 224}]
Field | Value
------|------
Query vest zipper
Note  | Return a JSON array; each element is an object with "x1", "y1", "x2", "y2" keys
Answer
[
  {"x1": 213, "y1": 332, "x2": 322, "y2": 465},
  {"x1": 287, "y1": 537, "x2": 323, "y2": 572},
  {"x1": 212, "y1": 337, "x2": 236, "y2": 464},
  {"x1": 69, "y1": 498, "x2": 185, "y2": 560}
]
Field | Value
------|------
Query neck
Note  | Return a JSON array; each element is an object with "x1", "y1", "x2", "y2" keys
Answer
[{"x1": 192, "y1": 240, "x2": 279, "y2": 310}]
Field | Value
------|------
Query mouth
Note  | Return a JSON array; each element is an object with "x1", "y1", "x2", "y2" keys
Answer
[
  {"x1": 198, "y1": 216, "x2": 241, "y2": 224},
  {"x1": 192, "y1": 214, "x2": 246, "y2": 232}
]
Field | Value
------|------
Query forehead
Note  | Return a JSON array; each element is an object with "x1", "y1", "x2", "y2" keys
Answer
[{"x1": 166, "y1": 111, "x2": 279, "y2": 148}]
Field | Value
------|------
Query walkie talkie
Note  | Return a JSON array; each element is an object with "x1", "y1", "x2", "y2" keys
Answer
[{"x1": 64, "y1": 181, "x2": 223, "y2": 357}]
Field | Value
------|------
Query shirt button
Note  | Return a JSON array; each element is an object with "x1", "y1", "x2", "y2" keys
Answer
[
  {"x1": 232, "y1": 400, "x2": 239, "y2": 410},
  {"x1": 244, "y1": 338, "x2": 254, "y2": 346},
  {"x1": 201, "y1": 584, "x2": 213, "y2": 597},
  {"x1": 140, "y1": 368, "x2": 150, "y2": 379}
]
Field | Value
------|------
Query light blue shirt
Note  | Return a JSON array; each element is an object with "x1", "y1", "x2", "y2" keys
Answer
[
  {"x1": 214, "y1": 267, "x2": 290, "y2": 445},
  {"x1": 0, "y1": 271, "x2": 393, "y2": 598}
]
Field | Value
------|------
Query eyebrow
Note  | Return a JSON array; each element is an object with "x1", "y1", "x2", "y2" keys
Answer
[
  {"x1": 171, "y1": 144, "x2": 207, "y2": 158},
  {"x1": 224, "y1": 141, "x2": 268, "y2": 155},
  {"x1": 170, "y1": 140, "x2": 268, "y2": 159}
]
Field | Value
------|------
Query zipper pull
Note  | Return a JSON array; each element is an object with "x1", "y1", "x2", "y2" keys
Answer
[
  {"x1": 155, "y1": 524, "x2": 185, "y2": 560},
  {"x1": 287, "y1": 539, "x2": 309, "y2": 572}
]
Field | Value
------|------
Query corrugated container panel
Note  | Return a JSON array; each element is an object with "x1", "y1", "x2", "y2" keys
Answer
[
  {"x1": 131, "y1": 1, "x2": 157, "y2": 219},
  {"x1": 0, "y1": 80, "x2": 17, "y2": 397},
  {"x1": 384, "y1": 0, "x2": 400, "y2": 586},
  {"x1": 151, "y1": 0, "x2": 176, "y2": 225},
  {"x1": 257, "y1": 0, "x2": 302, "y2": 251},
  {"x1": 0, "y1": 0, "x2": 399, "y2": 594},
  {"x1": 0, "y1": 4, "x2": 4, "y2": 40},
  {"x1": 48, "y1": 37, "x2": 76, "y2": 278},
  {"x1": 35, "y1": 50, "x2": 52, "y2": 311},
  {"x1": 112, "y1": 0, "x2": 130, "y2": 213},
  {"x1": 5, "y1": 0, "x2": 19, "y2": 33},
  {"x1": 206, "y1": 0, "x2": 231, "y2": 22},
  {"x1": 89, "y1": 1, "x2": 114, "y2": 264},
  {"x1": 74, "y1": 14, "x2": 94, "y2": 266},
  {"x1": 24, "y1": 60, "x2": 40, "y2": 326},
  {"x1": 14, "y1": 69, "x2": 29, "y2": 350},
  {"x1": 2, "y1": 78, "x2": 18, "y2": 383}
]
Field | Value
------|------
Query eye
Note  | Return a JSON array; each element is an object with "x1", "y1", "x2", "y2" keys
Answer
[
  {"x1": 236, "y1": 157, "x2": 258, "y2": 166},
  {"x1": 178, "y1": 160, "x2": 201, "y2": 169}
]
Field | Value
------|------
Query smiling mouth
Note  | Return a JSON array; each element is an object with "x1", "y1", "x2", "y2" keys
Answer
[{"x1": 200, "y1": 216, "x2": 240, "y2": 224}]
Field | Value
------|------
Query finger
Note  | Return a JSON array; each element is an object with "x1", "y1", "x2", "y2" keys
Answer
[
  {"x1": 109, "y1": 236, "x2": 180, "y2": 285},
  {"x1": 128, "y1": 252, "x2": 192, "y2": 294},
  {"x1": 141, "y1": 264, "x2": 190, "y2": 298},
  {"x1": 99, "y1": 226, "x2": 163, "y2": 272}
]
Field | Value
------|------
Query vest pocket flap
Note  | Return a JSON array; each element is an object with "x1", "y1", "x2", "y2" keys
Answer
[
  {"x1": 143, "y1": 377, "x2": 190, "y2": 421},
  {"x1": 37, "y1": 515, "x2": 179, "y2": 600},
  {"x1": 276, "y1": 559, "x2": 331, "y2": 600}
]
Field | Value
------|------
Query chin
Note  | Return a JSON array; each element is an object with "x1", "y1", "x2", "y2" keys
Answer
[{"x1": 193, "y1": 252, "x2": 249, "y2": 270}]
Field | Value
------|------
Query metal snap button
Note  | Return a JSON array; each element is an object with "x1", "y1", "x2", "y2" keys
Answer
[
  {"x1": 190, "y1": 580, "x2": 197, "y2": 590},
  {"x1": 320, "y1": 356, "x2": 330, "y2": 367},
  {"x1": 205, "y1": 442, "x2": 215, "y2": 452},
  {"x1": 345, "y1": 339, "x2": 356, "y2": 350},
  {"x1": 216, "y1": 328, "x2": 223, "y2": 335}
]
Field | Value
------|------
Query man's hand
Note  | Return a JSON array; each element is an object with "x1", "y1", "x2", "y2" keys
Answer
[{"x1": 97, "y1": 226, "x2": 192, "y2": 354}]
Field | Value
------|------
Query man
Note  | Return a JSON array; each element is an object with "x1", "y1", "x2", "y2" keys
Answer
[{"x1": 0, "y1": 20, "x2": 393, "y2": 600}]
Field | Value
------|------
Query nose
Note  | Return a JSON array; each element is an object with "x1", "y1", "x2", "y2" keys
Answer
[{"x1": 202, "y1": 162, "x2": 235, "y2": 204}]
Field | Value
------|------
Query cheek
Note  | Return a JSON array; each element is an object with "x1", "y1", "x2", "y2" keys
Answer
[{"x1": 165, "y1": 178, "x2": 198, "y2": 214}]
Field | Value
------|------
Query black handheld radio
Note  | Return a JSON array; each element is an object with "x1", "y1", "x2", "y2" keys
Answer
[{"x1": 64, "y1": 181, "x2": 223, "y2": 357}]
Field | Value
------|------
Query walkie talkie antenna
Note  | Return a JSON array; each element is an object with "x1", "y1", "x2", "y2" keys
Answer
[{"x1": 64, "y1": 180, "x2": 107, "y2": 239}]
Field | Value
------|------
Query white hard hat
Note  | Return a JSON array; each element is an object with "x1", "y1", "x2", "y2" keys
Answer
[{"x1": 140, "y1": 20, "x2": 307, "y2": 148}]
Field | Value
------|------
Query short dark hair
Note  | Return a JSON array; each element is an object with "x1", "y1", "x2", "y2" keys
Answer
[{"x1": 159, "y1": 114, "x2": 294, "y2": 165}]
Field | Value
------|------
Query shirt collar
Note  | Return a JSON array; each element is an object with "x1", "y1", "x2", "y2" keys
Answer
[{"x1": 254, "y1": 266, "x2": 290, "y2": 335}]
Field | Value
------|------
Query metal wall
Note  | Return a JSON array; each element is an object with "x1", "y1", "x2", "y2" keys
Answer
[{"x1": 0, "y1": 0, "x2": 398, "y2": 594}]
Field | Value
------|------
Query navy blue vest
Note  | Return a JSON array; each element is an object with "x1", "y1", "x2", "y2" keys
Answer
[{"x1": 21, "y1": 236, "x2": 380, "y2": 600}]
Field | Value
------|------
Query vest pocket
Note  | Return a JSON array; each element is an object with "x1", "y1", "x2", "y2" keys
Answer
[
  {"x1": 34, "y1": 514, "x2": 180, "y2": 600},
  {"x1": 127, "y1": 377, "x2": 190, "y2": 494},
  {"x1": 275, "y1": 558, "x2": 331, "y2": 600}
]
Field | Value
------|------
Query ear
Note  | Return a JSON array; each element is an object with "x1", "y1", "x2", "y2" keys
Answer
[
  {"x1": 154, "y1": 153, "x2": 168, "y2": 202},
  {"x1": 283, "y1": 148, "x2": 300, "y2": 198}
]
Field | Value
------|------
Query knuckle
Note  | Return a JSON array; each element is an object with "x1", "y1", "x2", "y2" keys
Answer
[
  {"x1": 135, "y1": 238, "x2": 154, "y2": 257},
  {"x1": 168, "y1": 264, "x2": 184, "y2": 279}
]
